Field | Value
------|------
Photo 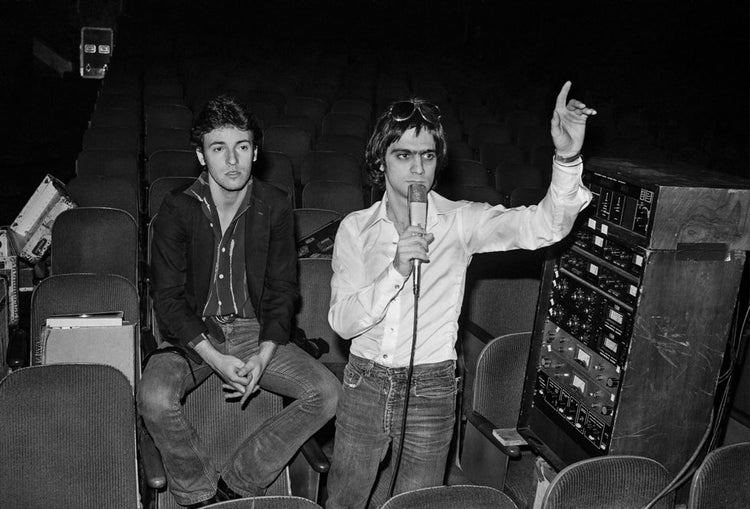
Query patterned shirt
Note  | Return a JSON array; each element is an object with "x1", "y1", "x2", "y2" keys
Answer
[{"x1": 185, "y1": 172, "x2": 255, "y2": 319}]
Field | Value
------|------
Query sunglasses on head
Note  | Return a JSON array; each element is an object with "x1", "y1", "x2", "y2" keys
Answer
[{"x1": 387, "y1": 101, "x2": 442, "y2": 124}]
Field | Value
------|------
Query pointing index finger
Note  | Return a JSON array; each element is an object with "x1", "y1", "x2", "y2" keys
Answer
[{"x1": 556, "y1": 81, "x2": 572, "y2": 110}]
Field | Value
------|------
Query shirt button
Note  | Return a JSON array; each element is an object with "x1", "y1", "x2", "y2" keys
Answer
[
  {"x1": 218, "y1": 300, "x2": 222, "y2": 305},
  {"x1": 219, "y1": 274, "x2": 224, "y2": 279},
  {"x1": 221, "y1": 247, "x2": 226, "y2": 253},
  {"x1": 209, "y1": 223, "x2": 213, "y2": 228},
  {"x1": 383, "y1": 354, "x2": 388, "y2": 359}
]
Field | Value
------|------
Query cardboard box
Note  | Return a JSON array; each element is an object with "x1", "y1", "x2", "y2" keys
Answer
[
  {"x1": 34, "y1": 324, "x2": 139, "y2": 390},
  {"x1": 10, "y1": 175, "x2": 76, "y2": 263}
]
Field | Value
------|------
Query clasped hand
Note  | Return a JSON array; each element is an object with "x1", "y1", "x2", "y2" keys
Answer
[{"x1": 212, "y1": 352, "x2": 264, "y2": 406}]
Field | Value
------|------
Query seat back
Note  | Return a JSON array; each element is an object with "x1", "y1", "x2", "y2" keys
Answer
[
  {"x1": 468, "y1": 122, "x2": 511, "y2": 151},
  {"x1": 76, "y1": 148, "x2": 140, "y2": 180},
  {"x1": 51, "y1": 207, "x2": 139, "y2": 286},
  {"x1": 294, "y1": 208, "x2": 342, "y2": 242},
  {"x1": 296, "y1": 258, "x2": 348, "y2": 379},
  {"x1": 300, "y1": 151, "x2": 362, "y2": 187},
  {"x1": 687, "y1": 442, "x2": 750, "y2": 509},
  {"x1": 30, "y1": 273, "x2": 141, "y2": 373},
  {"x1": 145, "y1": 103, "x2": 193, "y2": 130},
  {"x1": 146, "y1": 149, "x2": 202, "y2": 184},
  {"x1": 0, "y1": 364, "x2": 138, "y2": 509},
  {"x1": 478, "y1": 142, "x2": 524, "y2": 174},
  {"x1": 263, "y1": 125, "x2": 313, "y2": 184},
  {"x1": 286, "y1": 96, "x2": 329, "y2": 132},
  {"x1": 156, "y1": 375, "x2": 292, "y2": 508},
  {"x1": 321, "y1": 112, "x2": 369, "y2": 140},
  {"x1": 542, "y1": 455, "x2": 674, "y2": 509},
  {"x1": 145, "y1": 127, "x2": 193, "y2": 157},
  {"x1": 301, "y1": 181, "x2": 364, "y2": 216},
  {"x1": 66, "y1": 174, "x2": 140, "y2": 221},
  {"x1": 82, "y1": 126, "x2": 141, "y2": 152},
  {"x1": 210, "y1": 496, "x2": 323, "y2": 508},
  {"x1": 381, "y1": 485, "x2": 517, "y2": 509},
  {"x1": 459, "y1": 332, "x2": 532, "y2": 492},
  {"x1": 313, "y1": 134, "x2": 366, "y2": 167},
  {"x1": 442, "y1": 159, "x2": 491, "y2": 188},
  {"x1": 89, "y1": 106, "x2": 141, "y2": 129},
  {"x1": 494, "y1": 162, "x2": 551, "y2": 202},
  {"x1": 255, "y1": 151, "x2": 297, "y2": 201},
  {"x1": 331, "y1": 99, "x2": 372, "y2": 122},
  {"x1": 148, "y1": 176, "x2": 196, "y2": 218}
]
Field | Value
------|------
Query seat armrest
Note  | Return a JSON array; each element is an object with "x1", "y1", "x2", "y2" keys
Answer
[
  {"x1": 300, "y1": 437, "x2": 330, "y2": 473},
  {"x1": 466, "y1": 410, "x2": 522, "y2": 459},
  {"x1": 6, "y1": 327, "x2": 29, "y2": 369},
  {"x1": 137, "y1": 418, "x2": 167, "y2": 489}
]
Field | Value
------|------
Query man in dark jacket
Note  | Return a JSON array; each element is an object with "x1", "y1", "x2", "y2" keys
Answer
[{"x1": 138, "y1": 95, "x2": 340, "y2": 508}]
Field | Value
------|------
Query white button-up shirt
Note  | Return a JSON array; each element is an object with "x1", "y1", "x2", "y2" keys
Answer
[{"x1": 328, "y1": 161, "x2": 591, "y2": 367}]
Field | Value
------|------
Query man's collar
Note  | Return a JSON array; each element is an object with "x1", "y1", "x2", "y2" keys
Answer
[
  {"x1": 361, "y1": 190, "x2": 469, "y2": 232},
  {"x1": 185, "y1": 170, "x2": 253, "y2": 212},
  {"x1": 185, "y1": 171, "x2": 209, "y2": 201}
]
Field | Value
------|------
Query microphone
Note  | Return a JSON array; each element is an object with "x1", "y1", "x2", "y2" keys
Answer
[{"x1": 408, "y1": 184, "x2": 428, "y2": 296}]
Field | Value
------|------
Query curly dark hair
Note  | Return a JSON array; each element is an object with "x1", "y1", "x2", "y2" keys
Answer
[
  {"x1": 365, "y1": 98, "x2": 448, "y2": 190},
  {"x1": 191, "y1": 94, "x2": 263, "y2": 150}
]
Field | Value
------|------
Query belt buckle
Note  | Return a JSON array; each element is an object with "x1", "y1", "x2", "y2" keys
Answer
[{"x1": 215, "y1": 314, "x2": 237, "y2": 324}]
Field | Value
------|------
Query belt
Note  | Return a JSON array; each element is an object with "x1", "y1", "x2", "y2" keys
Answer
[{"x1": 214, "y1": 314, "x2": 238, "y2": 324}]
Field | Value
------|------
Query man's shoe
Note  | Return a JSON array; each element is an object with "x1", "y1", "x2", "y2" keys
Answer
[{"x1": 216, "y1": 477, "x2": 243, "y2": 501}]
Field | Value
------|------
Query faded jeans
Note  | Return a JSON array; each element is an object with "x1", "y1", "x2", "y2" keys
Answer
[
  {"x1": 326, "y1": 354, "x2": 457, "y2": 509},
  {"x1": 137, "y1": 318, "x2": 341, "y2": 506}
]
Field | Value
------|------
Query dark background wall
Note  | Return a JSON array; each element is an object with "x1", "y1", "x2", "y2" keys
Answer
[{"x1": 0, "y1": 0, "x2": 747, "y2": 226}]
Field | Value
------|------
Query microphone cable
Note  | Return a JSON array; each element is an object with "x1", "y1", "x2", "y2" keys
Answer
[{"x1": 387, "y1": 261, "x2": 421, "y2": 499}]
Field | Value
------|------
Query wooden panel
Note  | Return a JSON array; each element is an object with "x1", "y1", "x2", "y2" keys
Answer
[{"x1": 610, "y1": 250, "x2": 745, "y2": 474}]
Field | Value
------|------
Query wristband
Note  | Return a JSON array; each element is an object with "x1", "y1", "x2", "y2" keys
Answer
[{"x1": 553, "y1": 152, "x2": 582, "y2": 164}]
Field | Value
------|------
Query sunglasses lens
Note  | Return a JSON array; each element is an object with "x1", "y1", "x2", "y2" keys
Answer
[
  {"x1": 389, "y1": 102, "x2": 417, "y2": 122},
  {"x1": 418, "y1": 103, "x2": 441, "y2": 123}
]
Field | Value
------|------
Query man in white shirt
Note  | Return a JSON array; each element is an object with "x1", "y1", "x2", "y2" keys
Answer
[{"x1": 325, "y1": 82, "x2": 596, "y2": 509}]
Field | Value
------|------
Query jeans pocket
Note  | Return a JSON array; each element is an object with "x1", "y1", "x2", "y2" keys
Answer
[
  {"x1": 413, "y1": 374, "x2": 458, "y2": 398},
  {"x1": 342, "y1": 363, "x2": 363, "y2": 389}
]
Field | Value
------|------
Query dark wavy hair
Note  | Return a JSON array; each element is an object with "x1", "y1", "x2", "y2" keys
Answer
[
  {"x1": 191, "y1": 94, "x2": 263, "y2": 150},
  {"x1": 365, "y1": 98, "x2": 448, "y2": 190}
]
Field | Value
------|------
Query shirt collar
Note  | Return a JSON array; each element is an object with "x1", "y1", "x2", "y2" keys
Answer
[
  {"x1": 185, "y1": 170, "x2": 253, "y2": 217},
  {"x1": 361, "y1": 189, "x2": 469, "y2": 232}
]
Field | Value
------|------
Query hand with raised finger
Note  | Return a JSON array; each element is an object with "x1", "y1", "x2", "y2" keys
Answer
[{"x1": 550, "y1": 80, "x2": 598, "y2": 158}]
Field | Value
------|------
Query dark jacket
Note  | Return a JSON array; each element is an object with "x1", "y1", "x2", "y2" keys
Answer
[{"x1": 150, "y1": 178, "x2": 298, "y2": 363}]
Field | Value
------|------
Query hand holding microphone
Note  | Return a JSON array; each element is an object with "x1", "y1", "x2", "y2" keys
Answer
[{"x1": 392, "y1": 184, "x2": 433, "y2": 279}]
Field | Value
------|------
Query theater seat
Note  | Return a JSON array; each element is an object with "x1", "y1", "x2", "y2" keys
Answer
[
  {"x1": 541, "y1": 455, "x2": 674, "y2": 509},
  {"x1": 381, "y1": 485, "x2": 517, "y2": 509},
  {"x1": 687, "y1": 441, "x2": 750, "y2": 509},
  {"x1": 0, "y1": 364, "x2": 139, "y2": 509}
]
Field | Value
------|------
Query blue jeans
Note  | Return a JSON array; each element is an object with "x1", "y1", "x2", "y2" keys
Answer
[
  {"x1": 137, "y1": 318, "x2": 341, "y2": 506},
  {"x1": 326, "y1": 354, "x2": 457, "y2": 509}
]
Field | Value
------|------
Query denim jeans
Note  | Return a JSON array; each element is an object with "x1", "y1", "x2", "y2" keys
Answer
[
  {"x1": 137, "y1": 318, "x2": 341, "y2": 506},
  {"x1": 326, "y1": 354, "x2": 457, "y2": 509}
]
